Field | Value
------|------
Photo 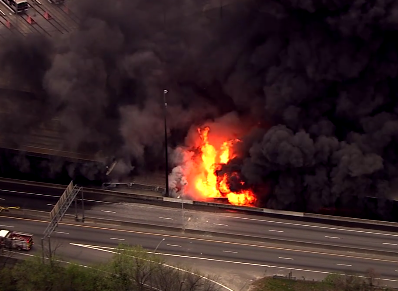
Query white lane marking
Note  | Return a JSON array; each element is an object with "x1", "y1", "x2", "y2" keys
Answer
[
  {"x1": 5, "y1": 186, "x2": 392, "y2": 239},
  {"x1": 325, "y1": 236, "x2": 340, "y2": 239},
  {"x1": 0, "y1": 189, "x2": 114, "y2": 204},
  {"x1": 278, "y1": 257, "x2": 293, "y2": 260},
  {"x1": 166, "y1": 244, "x2": 182, "y2": 248},
  {"x1": 47, "y1": 204, "x2": 53, "y2": 206},
  {"x1": 223, "y1": 250, "x2": 238, "y2": 254},
  {"x1": 101, "y1": 210, "x2": 116, "y2": 214},
  {"x1": 225, "y1": 215, "x2": 398, "y2": 237},
  {"x1": 337, "y1": 263, "x2": 352, "y2": 267},
  {"x1": 9, "y1": 215, "x2": 398, "y2": 264},
  {"x1": 0, "y1": 198, "x2": 4, "y2": 200},
  {"x1": 44, "y1": 243, "x2": 398, "y2": 284},
  {"x1": 382, "y1": 242, "x2": 397, "y2": 246},
  {"x1": 110, "y1": 238, "x2": 125, "y2": 241},
  {"x1": 70, "y1": 243, "x2": 234, "y2": 291},
  {"x1": 0, "y1": 224, "x2": 13, "y2": 228},
  {"x1": 55, "y1": 231, "x2": 69, "y2": 235},
  {"x1": 166, "y1": 244, "x2": 181, "y2": 248},
  {"x1": 269, "y1": 229, "x2": 284, "y2": 233},
  {"x1": 215, "y1": 223, "x2": 228, "y2": 227},
  {"x1": 159, "y1": 217, "x2": 173, "y2": 220}
]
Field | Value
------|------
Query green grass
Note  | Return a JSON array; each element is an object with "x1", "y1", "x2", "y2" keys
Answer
[{"x1": 252, "y1": 277, "x2": 336, "y2": 291}]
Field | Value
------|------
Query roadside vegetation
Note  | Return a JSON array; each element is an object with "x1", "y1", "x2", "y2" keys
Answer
[
  {"x1": 0, "y1": 244, "x2": 221, "y2": 291},
  {"x1": 252, "y1": 270, "x2": 395, "y2": 291}
]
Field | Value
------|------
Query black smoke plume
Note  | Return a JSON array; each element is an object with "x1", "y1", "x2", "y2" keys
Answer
[{"x1": 0, "y1": 0, "x2": 398, "y2": 219}]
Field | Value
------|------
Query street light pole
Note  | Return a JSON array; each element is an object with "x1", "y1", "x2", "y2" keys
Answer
[
  {"x1": 181, "y1": 194, "x2": 185, "y2": 232},
  {"x1": 163, "y1": 89, "x2": 170, "y2": 198},
  {"x1": 154, "y1": 238, "x2": 165, "y2": 254}
]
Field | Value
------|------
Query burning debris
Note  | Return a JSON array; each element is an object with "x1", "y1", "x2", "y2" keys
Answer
[{"x1": 169, "y1": 126, "x2": 256, "y2": 207}]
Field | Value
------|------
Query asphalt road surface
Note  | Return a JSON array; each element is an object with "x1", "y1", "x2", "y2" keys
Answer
[
  {"x1": 2, "y1": 215, "x2": 398, "y2": 290},
  {"x1": 0, "y1": 179, "x2": 398, "y2": 255}
]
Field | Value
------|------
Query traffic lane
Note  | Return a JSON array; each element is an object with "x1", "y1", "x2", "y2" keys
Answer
[
  {"x1": 0, "y1": 1, "x2": 12, "y2": 15},
  {"x1": 0, "y1": 183, "x2": 149, "y2": 206},
  {"x1": 50, "y1": 227, "x2": 398, "y2": 280},
  {"x1": 208, "y1": 219, "x2": 398, "y2": 251},
  {"x1": 12, "y1": 243, "x2": 393, "y2": 291},
  {"x1": 64, "y1": 245, "x2": 265, "y2": 291},
  {"x1": 0, "y1": 181, "x2": 64, "y2": 196},
  {"x1": 84, "y1": 202, "x2": 398, "y2": 252},
  {"x1": 0, "y1": 191, "x2": 57, "y2": 211},
  {"x1": 216, "y1": 214, "x2": 398, "y2": 247},
  {"x1": 4, "y1": 217, "x2": 398, "y2": 280},
  {"x1": 53, "y1": 227, "x2": 398, "y2": 279},
  {"x1": 1, "y1": 184, "x2": 397, "y2": 253},
  {"x1": 2, "y1": 188, "x2": 398, "y2": 255},
  {"x1": 29, "y1": 0, "x2": 74, "y2": 33},
  {"x1": 0, "y1": 179, "x2": 105, "y2": 196},
  {"x1": 0, "y1": 190, "x2": 103, "y2": 211},
  {"x1": 86, "y1": 204, "x2": 183, "y2": 228}
]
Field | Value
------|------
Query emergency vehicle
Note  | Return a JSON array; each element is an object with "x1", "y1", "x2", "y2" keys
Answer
[{"x1": 0, "y1": 229, "x2": 33, "y2": 251}]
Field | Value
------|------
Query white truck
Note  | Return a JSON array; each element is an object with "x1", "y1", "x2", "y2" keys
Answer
[
  {"x1": 1, "y1": 0, "x2": 29, "y2": 13},
  {"x1": 0, "y1": 229, "x2": 33, "y2": 251}
]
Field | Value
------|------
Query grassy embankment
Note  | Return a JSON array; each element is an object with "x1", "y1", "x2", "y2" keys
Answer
[{"x1": 252, "y1": 274, "x2": 395, "y2": 291}]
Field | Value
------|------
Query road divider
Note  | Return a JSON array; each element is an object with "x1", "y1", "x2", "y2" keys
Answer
[
  {"x1": 3, "y1": 208, "x2": 398, "y2": 260},
  {"x1": 163, "y1": 197, "x2": 193, "y2": 204},
  {"x1": 161, "y1": 198, "x2": 398, "y2": 232}
]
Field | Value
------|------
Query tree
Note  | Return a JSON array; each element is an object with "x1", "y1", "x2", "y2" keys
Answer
[
  {"x1": 108, "y1": 244, "x2": 221, "y2": 291},
  {"x1": 0, "y1": 267, "x2": 17, "y2": 291},
  {"x1": 12, "y1": 256, "x2": 64, "y2": 291},
  {"x1": 2, "y1": 244, "x2": 222, "y2": 291},
  {"x1": 108, "y1": 244, "x2": 163, "y2": 291},
  {"x1": 323, "y1": 271, "x2": 381, "y2": 291},
  {"x1": 62, "y1": 263, "x2": 111, "y2": 291}
]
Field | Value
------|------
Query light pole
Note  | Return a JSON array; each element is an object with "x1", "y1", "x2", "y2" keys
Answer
[
  {"x1": 154, "y1": 238, "x2": 165, "y2": 254},
  {"x1": 181, "y1": 194, "x2": 185, "y2": 232},
  {"x1": 163, "y1": 89, "x2": 170, "y2": 198}
]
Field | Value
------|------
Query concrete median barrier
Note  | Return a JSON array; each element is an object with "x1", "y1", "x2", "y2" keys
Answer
[
  {"x1": 304, "y1": 213, "x2": 398, "y2": 232},
  {"x1": 2, "y1": 208, "x2": 398, "y2": 259},
  {"x1": 192, "y1": 201, "x2": 264, "y2": 212},
  {"x1": 163, "y1": 197, "x2": 193, "y2": 204}
]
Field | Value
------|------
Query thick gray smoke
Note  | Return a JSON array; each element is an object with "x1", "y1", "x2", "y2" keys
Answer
[{"x1": 0, "y1": 0, "x2": 398, "y2": 218}]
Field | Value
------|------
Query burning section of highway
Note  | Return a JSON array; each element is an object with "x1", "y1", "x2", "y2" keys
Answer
[{"x1": 169, "y1": 126, "x2": 257, "y2": 207}]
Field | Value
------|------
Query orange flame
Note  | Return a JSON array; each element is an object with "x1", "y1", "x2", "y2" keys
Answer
[{"x1": 192, "y1": 126, "x2": 256, "y2": 206}]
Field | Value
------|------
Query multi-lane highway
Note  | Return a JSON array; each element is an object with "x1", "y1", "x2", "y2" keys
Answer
[
  {"x1": 2, "y1": 215, "x2": 398, "y2": 290},
  {"x1": 1, "y1": 178, "x2": 398, "y2": 289},
  {"x1": 0, "y1": 179, "x2": 398, "y2": 255}
]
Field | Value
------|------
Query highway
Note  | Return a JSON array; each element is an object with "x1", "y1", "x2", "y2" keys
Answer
[
  {"x1": 1, "y1": 178, "x2": 398, "y2": 288},
  {"x1": 2, "y1": 215, "x2": 398, "y2": 289},
  {"x1": 0, "y1": 179, "x2": 398, "y2": 255}
]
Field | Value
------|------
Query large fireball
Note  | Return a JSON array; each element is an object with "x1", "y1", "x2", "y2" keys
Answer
[{"x1": 173, "y1": 126, "x2": 256, "y2": 206}]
